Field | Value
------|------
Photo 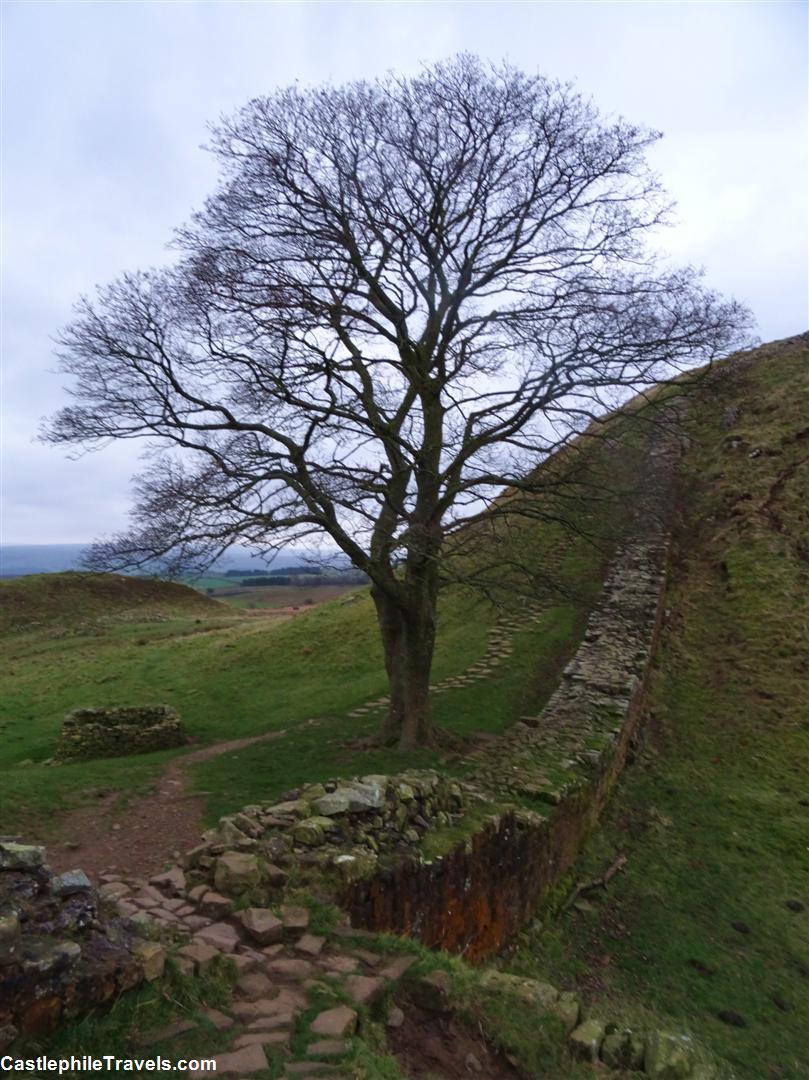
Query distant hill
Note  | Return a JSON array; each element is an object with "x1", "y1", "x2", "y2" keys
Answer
[
  {"x1": 0, "y1": 544, "x2": 333, "y2": 579},
  {"x1": 0, "y1": 572, "x2": 223, "y2": 635}
]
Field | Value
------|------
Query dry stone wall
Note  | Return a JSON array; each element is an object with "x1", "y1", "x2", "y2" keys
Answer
[
  {"x1": 55, "y1": 704, "x2": 187, "y2": 761},
  {"x1": 342, "y1": 528, "x2": 671, "y2": 958}
]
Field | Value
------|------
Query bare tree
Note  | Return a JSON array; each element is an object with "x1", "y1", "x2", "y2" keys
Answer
[{"x1": 44, "y1": 56, "x2": 752, "y2": 748}]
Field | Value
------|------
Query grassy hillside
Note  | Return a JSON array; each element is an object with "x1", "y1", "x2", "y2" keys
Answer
[
  {"x1": 0, "y1": 571, "x2": 224, "y2": 635},
  {"x1": 504, "y1": 335, "x2": 809, "y2": 1078}
]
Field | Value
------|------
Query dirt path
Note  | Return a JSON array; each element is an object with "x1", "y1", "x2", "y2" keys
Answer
[{"x1": 47, "y1": 729, "x2": 289, "y2": 881}]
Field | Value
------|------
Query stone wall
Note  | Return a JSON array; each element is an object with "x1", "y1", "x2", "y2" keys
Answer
[
  {"x1": 0, "y1": 842, "x2": 150, "y2": 1049},
  {"x1": 342, "y1": 526, "x2": 672, "y2": 959},
  {"x1": 334, "y1": 429, "x2": 678, "y2": 958},
  {"x1": 55, "y1": 704, "x2": 187, "y2": 761}
]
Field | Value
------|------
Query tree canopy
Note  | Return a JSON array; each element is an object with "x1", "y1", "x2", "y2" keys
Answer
[{"x1": 44, "y1": 55, "x2": 753, "y2": 747}]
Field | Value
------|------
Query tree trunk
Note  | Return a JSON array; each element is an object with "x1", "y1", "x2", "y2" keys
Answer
[{"x1": 372, "y1": 585, "x2": 438, "y2": 749}]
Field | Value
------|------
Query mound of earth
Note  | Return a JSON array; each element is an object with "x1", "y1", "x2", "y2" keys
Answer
[{"x1": 0, "y1": 571, "x2": 222, "y2": 634}]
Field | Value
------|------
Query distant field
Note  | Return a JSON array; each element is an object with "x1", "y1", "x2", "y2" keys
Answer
[{"x1": 199, "y1": 580, "x2": 360, "y2": 610}]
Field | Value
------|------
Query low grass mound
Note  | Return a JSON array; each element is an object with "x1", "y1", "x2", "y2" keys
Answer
[
  {"x1": 0, "y1": 571, "x2": 224, "y2": 635},
  {"x1": 504, "y1": 334, "x2": 809, "y2": 1079}
]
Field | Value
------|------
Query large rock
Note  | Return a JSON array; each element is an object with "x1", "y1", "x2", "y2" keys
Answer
[
  {"x1": 0, "y1": 843, "x2": 44, "y2": 871},
  {"x1": 479, "y1": 969, "x2": 558, "y2": 1009},
  {"x1": 344, "y1": 780, "x2": 385, "y2": 811},
  {"x1": 311, "y1": 791, "x2": 352, "y2": 816},
  {"x1": 601, "y1": 1027, "x2": 645, "y2": 1070},
  {"x1": 50, "y1": 870, "x2": 92, "y2": 897},
  {"x1": 644, "y1": 1031, "x2": 697, "y2": 1078},
  {"x1": 213, "y1": 851, "x2": 261, "y2": 894},
  {"x1": 569, "y1": 1018, "x2": 606, "y2": 1061}
]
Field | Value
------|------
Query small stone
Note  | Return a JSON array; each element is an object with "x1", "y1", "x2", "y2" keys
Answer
[
  {"x1": 386, "y1": 1006, "x2": 405, "y2": 1029},
  {"x1": 465, "y1": 1052, "x2": 483, "y2": 1073},
  {"x1": 569, "y1": 1019, "x2": 606, "y2": 1061},
  {"x1": 267, "y1": 956, "x2": 314, "y2": 980},
  {"x1": 238, "y1": 907, "x2": 283, "y2": 945},
  {"x1": 292, "y1": 819, "x2": 327, "y2": 847},
  {"x1": 237, "y1": 971, "x2": 275, "y2": 1000},
  {"x1": 100, "y1": 881, "x2": 130, "y2": 898},
  {"x1": 233, "y1": 1030, "x2": 289, "y2": 1048},
  {"x1": 310, "y1": 1005, "x2": 358, "y2": 1038},
  {"x1": 190, "y1": 1043, "x2": 267, "y2": 1077},
  {"x1": 50, "y1": 869, "x2": 93, "y2": 896},
  {"x1": 296, "y1": 933, "x2": 326, "y2": 956},
  {"x1": 195, "y1": 922, "x2": 241, "y2": 953},
  {"x1": 150, "y1": 866, "x2": 186, "y2": 896},
  {"x1": 379, "y1": 955, "x2": 417, "y2": 981},
  {"x1": 344, "y1": 974, "x2": 385, "y2": 1006},
  {"x1": 247, "y1": 1011, "x2": 295, "y2": 1032},
  {"x1": 188, "y1": 884, "x2": 208, "y2": 902},
  {"x1": 416, "y1": 969, "x2": 452, "y2": 1012},
  {"x1": 133, "y1": 941, "x2": 165, "y2": 981},
  {"x1": 213, "y1": 851, "x2": 261, "y2": 894},
  {"x1": 281, "y1": 905, "x2": 311, "y2": 933},
  {"x1": 200, "y1": 891, "x2": 233, "y2": 917},
  {"x1": 172, "y1": 955, "x2": 195, "y2": 978},
  {"x1": 177, "y1": 941, "x2": 221, "y2": 973},
  {"x1": 323, "y1": 954, "x2": 358, "y2": 974},
  {"x1": 786, "y1": 899, "x2": 805, "y2": 913},
  {"x1": 229, "y1": 953, "x2": 257, "y2": 974},
  {"x1": 307, "y1": 1038, "x2": 351, "y2": 1057},
  {"x1": 183, "y1": 915, "x2": 210, "y2": 931}
]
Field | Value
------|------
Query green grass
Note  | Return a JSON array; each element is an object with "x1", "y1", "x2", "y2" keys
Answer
[{"x1": 502, "y1": 337, "x2": 809, "y2": 1079}]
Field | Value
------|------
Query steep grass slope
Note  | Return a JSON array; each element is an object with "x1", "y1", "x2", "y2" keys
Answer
[{"x1": 506, "y1": 335, "x2": 809, "y2": 1078}]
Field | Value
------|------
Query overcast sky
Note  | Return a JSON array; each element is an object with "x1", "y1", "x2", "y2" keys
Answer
[{"x1": 2, "y1": 0, "x2": 807, "y2": 545}]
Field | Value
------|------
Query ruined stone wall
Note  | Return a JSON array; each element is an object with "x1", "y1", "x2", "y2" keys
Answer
[
  {"x1": 55, "y1": 704, "x2": 187, "y2": 761},
  {"x1": 0, "y1": 843, "x2": 149, "y2": 1049},
  {"x1": 342, "y1": 524, "x2": 672, "y2": 960}
]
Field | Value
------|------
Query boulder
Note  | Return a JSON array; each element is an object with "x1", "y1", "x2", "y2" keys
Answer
[
  {"x1": 601, "y1": 1027, "x2": 645, "y2": 1070},
  {"x1": 0, "y1": 842, "x2": 44, "y2": 871},
  {"x1": 569, "y1": 1018, "x2": 606, "y2": 1061},
  {"x1": 644, "y1": 1031, "x2": 697, "y2": 1078}
]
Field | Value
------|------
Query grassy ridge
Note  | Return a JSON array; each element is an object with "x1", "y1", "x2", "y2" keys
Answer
[
  {"x1": 0, "y1": 571, "x2": 223, "y2": 635},
  {"x1": 504, "y1": 337, "x2": 809, "y2": 1078}
]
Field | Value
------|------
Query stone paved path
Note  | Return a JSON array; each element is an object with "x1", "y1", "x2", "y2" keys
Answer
[{"x1": 105, "y1": 867, "x2": 420, "y2": 1079}]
